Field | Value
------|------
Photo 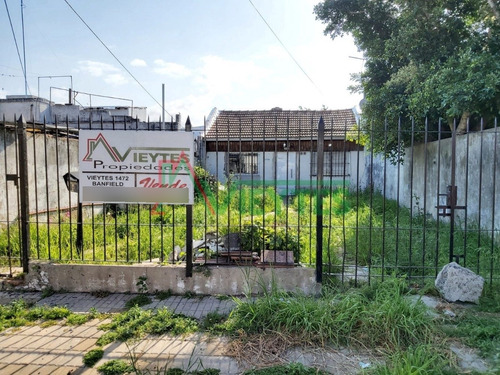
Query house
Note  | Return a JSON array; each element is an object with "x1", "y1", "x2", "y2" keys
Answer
[
  {"x1": 202, "y1": 107, "x2": 364, "y2": 195},
  {"x1": 0, "y1": 94, "x2": 181, "y2": 130}
]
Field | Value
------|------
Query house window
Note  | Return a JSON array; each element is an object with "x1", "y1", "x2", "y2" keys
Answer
[
  {"x1": 311, "y1": 151, "x2": 349, "y2": 176},
  {"x1": 227, "y1": 153, "x2": 258, "y2": 174}
]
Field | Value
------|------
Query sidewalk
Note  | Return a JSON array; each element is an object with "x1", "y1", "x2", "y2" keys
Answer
[{"x1": 0, "y1": 291, "x2": 240, "y2": 375}]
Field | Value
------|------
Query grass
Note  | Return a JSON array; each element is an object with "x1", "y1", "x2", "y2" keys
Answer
[
  {"x1": 125, "y1": 295, "x2": 152, "y2": 309},
  {"x1": 155, "y1": 289, "x2": 173, "y2": 300},
  {"x1": 243, "y1": 363, "x2": 329, "y2": 374},
  {"x1": 96, "y1": 306, "x2": 198, "y2": 347},
  {"x1": 1, "y1": 186, "x2": 498, "y2": 284},
  {"x1": 97, "y1": 359, "x2": 133, "y2": 375},
  {"x1": 83, "y1": 348, "x2": 104, "y2": 367},
  {"x1": 442, "y1": 312, "x2": 500, "y2": 368},
  {"x1": 362, "y1": 345, "x2": 453, "y2": 375},
  {"x1": 219, "y1": 277, "x2": 433, "y2": 350},
  {"x1": 0, "y1": 300, "x2": 75, "y2": 331}
]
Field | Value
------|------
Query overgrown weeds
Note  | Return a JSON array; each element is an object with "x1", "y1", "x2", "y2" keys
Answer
[
  {"x1": 96, "y1": 306, "x2": 198, "y2": 347},
  {"x1": 223, "y1": 277, "x2": 433, "y2": 350},
  {"x1": 362, "y1": 344, "x2": 453, "y2": 375},
  {"x1": 243, "y1": 363, "x2": 329, "y2": 375},
  {"x1": 125, "y1": 295, "x2": 152, "y2": 309},
  {"x1": 0, "y1": 300, "x2": 76, "y2": 331}
]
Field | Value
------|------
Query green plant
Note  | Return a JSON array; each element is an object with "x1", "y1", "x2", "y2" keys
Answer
[
  {"x1": 183, "y1": 291, "x2": 197, "y2": 299},
  {"x1": 201, "y1": 311, "x2": 227, "y2": 333},
  {"x1": 66, "y1": 313, "x2": 89, "y2": 325},
  {"x1": 41, "y1": 286, "x2": 55, "y2": 298},
  {"x1": 226, "y1": 277, "x2": 433, "y2": 349},
  {"x1": 83, "y1": 348, "x2": 104, "y2": 367},
  {"x1": 194, "y1": 265, "x2": 211, "y2": 277},
  {"x1": 125, "y1": 295, "x2": 152, "y2": 309},
  {"x1": 98, "y1": 359, "x2": 133, "y2": 375},
  {"x1": 444, "y1": 312, "x2": 500, "y2": 362},
  {"x1": 477, "y1": 284, "x2": 500, "y2": 313},
  {"x1": 136, "y1": 275, "x2": 148, "y2": 294},
  {"x1": 96, "y1": 306, "x2": 198, "y2": 347},
  {"x1": 92, "y1": 291, "x2": 111, "y2": 298},
  {"x1": 155, "y1": 289, "x2": 173, "y2": 300},
  {"x1": 243, "y1": 363, "x2": 328, "y2": 375},
  {"x1": 363, "y1": 345, "x2": 451, "y2": 375}
]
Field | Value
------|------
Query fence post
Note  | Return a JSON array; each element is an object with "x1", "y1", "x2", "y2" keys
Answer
[
  {"x1": 449, "y1": 125, "x2": 457, "y2": 263},
  {"x1": 316, "y1": 116, "x2": 325, "y2": 283},
  {"x1": 185, "y1": 116, "x2": 193, "y2": 277},
  {"x1": 17, "y1": 115, "x2": 30, "y2": 273}
]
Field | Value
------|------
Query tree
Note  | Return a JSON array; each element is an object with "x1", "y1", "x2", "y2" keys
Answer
[{"x1": 315, "y1": 0, "x2": 500, "y2": 157}]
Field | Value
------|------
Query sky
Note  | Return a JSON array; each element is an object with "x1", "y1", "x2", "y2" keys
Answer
[{"x1": 1, "y1": 0, "x2": 364, "y2": 126}]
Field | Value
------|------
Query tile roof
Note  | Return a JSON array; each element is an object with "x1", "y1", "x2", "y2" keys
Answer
[{"x1": 205, "y1": 108, "x2": 357, "y2": 140}]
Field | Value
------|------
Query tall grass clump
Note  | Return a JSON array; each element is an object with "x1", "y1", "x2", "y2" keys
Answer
[
  {"x1": 363, "y1": 345, "x2": 452, "y2": 375},
  {"x1": 225, "y1": 277, "x2": 433, "y2": 349}
]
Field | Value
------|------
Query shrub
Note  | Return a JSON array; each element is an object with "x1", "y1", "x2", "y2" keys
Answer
[
  {"x1": 97, "y1": 359, "x2": 133, "y2": 375},
  {"x1": 83, "y1": 348, "x2": 104, "y2": 367}
]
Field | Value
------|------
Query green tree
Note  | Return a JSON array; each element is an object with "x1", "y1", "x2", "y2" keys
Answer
[{"x1": 315, "y1": 0, "x2": 500, "y2": 158}]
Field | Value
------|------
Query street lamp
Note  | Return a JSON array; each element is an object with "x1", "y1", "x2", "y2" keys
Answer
[{"x1": 63, "y1": 173, "x2": 83, "y2": 256}]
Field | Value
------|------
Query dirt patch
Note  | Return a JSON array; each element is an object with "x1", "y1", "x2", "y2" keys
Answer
[{"x1": 224, "y1": 332, "x2": 382, "y2": 374}]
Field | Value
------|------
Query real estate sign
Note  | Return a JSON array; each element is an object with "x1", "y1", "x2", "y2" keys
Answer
[{"x1": 79, "y1": 130, "x2": 194, "y2": 204}]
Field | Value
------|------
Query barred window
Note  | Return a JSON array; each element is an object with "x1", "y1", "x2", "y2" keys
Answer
[
  {"x1": 311, "y1": 151, "x2": 349, "y2": 176},
  {"x1": 227, "y1": 153, "x2": 258, "y2": 174}
]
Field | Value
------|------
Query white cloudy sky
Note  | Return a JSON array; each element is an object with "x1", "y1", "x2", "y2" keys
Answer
[{"x1": 1, "y1": 0, "x2": 364, "y2": 126}]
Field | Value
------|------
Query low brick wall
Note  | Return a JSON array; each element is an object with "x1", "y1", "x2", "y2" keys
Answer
[{"x1": 26, "y1": 262, "x2": 320, "y2": 296}]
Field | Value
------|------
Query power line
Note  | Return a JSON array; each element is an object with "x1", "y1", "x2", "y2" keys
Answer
[
  {"x1": 248, "y1": 0, "x2": 323, "y2": 95},
  {"x1": 63, "y1": 0, "x2": 171, "y2": 116},
  {"x1": 3, "y1": 0, "x2": 30, "y2": 94}
]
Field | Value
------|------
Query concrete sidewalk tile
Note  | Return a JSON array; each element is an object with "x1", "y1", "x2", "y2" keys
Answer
[
  {"x1": 28, "y1": 334, "x2": 69, "y2": 349},
  {"x1": 0, "y1": 349, "x2": 31, "y2": 363},
  {"x1": 146, "y1": 337, "x2": 178, "y2": 355},
  {"x1": 51, "y1": 366, "x2": 81, "y2": 375},
  {"x1": 0, "y1": 350, "x2": 15, "y2": 362},
  {"x1": 11, "y1": 364, "x2": 43, "y2": 374},
  {"x1": 18, "y1": 335, "x2": 51, "y2": 350},
  {"x1": 10, "y1": 351, "x2": 44, "y2": 365},
  {"x1": 0, "y1": 333, "x2": 26, "y2": 348},
  {"x1": 18, "y1": 325, "x2": 44, "y2": 336},
  {"x1": 30, "y1": 353, "x2": 60, "y2": 366},
  {"x1": 30, "y1": 364, "x2": 77, "y2": 375},
  {"x1": 130, "y1": 338, "x2": 157, "y2": 354},
  {"x1": 204, "y1": 339, "x2": 229, "y2": 356},
  {"x1": 106, "y1": 341, "x2": 131, "y2": 354},
  {"x1": 82, "y1": 326, "x2": 104, "y2": 339},
  {"x1": 72, "y1": 338, "x2": 98, "y2": 352},
  {"x1": 56, "y1": 336, "x2": 85, "y2": 350},
  {"x1": 37, "y1": 324, "x2": 63, "y2": 335},
  {"x1": 48, "y1": 352, "x2": 77, "y2": 366},
  {"x1": 0, "y1": 364, "x2": 27, "y2": 375},
  {"x1": 74, "y1": 367, "x2": 99, "y2": 375}
]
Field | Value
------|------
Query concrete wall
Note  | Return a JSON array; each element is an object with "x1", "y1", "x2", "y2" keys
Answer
[
  {"x1": 205, "y1": 150, "x2": 364, "y2": 194},
  {"x1": 26, "y1": 262, "x2": 321, "y2": 295},
  {"x1": 0, "y1": 127, "x2": 80, "y2": 225},
  {"x1": 364, "y1": 128, "x2": 500, "y2": 234},
  {"x1": 0, "y1": 96, "x2": 51, "y2": 123}
]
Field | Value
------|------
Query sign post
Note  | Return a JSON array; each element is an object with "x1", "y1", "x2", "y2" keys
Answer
[
  {"x1": 79, "y1": 130, "x2": 195, "y2": 275},
  {"x1": 79, "y1": 130, "x2": 194, "y2": 205}
]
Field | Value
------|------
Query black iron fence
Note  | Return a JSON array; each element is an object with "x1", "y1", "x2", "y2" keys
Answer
[{"x1": 0, "y1": 114, "x2": 498, "y2": 285}]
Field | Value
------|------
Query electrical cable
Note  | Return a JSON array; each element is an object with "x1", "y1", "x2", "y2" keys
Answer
[
  {"x1": 4, "y1": 0, "x2": 30, "y2": 94},
  {"x1": 63, "y1": 0, "x2": 171, "y2": 116},
  {"x1": 248, "y1": 0, "x2": 323, "y2": 95}
]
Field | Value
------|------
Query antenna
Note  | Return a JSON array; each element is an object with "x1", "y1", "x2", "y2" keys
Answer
[{"x1": 21, "y1": 0, "x2": 28, "y2": 95}]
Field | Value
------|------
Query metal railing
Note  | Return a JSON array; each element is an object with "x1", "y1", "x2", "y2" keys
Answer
[{"x1": 0, "y1": 114, "x2": 498, "y2": 285}]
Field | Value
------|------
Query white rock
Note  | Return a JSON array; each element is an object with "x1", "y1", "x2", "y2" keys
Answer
[{"x1": 435, "y1": 262, "x2": 484, "y2": 304}]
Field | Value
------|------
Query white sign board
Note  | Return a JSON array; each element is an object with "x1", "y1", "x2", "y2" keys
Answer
[{"x1": 79, "y1": 130, "x2": 194, "y2": 204}]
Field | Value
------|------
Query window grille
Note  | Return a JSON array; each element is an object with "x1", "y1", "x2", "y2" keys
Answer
[
  {"x1": 311, "y1": 151, "x2": 349, "y2": 176},
  {"x1": 227, "y1": 153, "x2": 258, "y2": 174}
]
